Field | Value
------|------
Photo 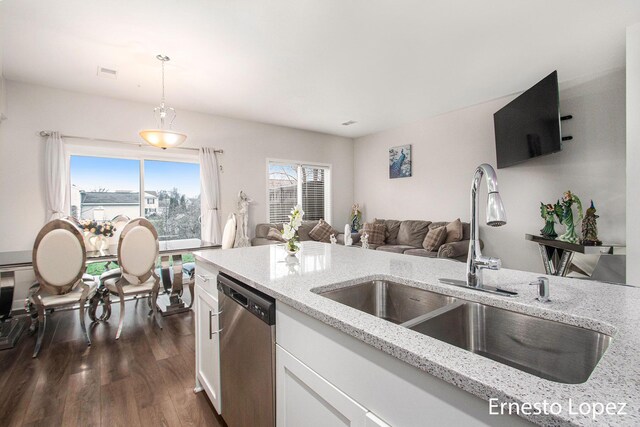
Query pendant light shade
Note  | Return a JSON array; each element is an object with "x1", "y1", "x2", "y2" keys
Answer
[
  {"x1": 139, "y1": 129, "x2": 187, "y2": 149},
  {"x1": 140, "y1": 55, "x2": 187, "y2": 149}
]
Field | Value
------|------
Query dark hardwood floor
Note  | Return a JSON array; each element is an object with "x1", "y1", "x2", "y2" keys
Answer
[{"x1": 0, "y1": 299, "x2": 226, "y2": 427}]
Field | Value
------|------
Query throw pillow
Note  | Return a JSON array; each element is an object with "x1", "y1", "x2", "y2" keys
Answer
[
  {"x1": 445, "y1": 218, "x2": 464, "y2": 243},
  {"x1": 362, "y1": 222, "x2": 386, "y2": 246},
  {"x1": 423, "y1": 226, "x2": 447, "y2": 252},
  {"x1": 309, "y1": 219, "x2": 334, "y2": 243},
  {"x1": 266, "y1": 227, "x2": 286, "y2": 242}
]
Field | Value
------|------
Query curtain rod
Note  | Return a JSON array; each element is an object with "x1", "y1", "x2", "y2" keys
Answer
[{"x1": 38, "y1": 131, "x2": 223, "y2": 154}]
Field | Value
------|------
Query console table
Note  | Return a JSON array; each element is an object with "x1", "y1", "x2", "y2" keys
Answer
[
  {"x1": 0, "y1": 239, "x2": 220, "y2": 349},
  {"x1": 525, "y1": 234, "x2": 626, "y2": 282}
]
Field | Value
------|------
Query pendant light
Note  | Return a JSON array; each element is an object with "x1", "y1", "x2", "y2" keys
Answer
[{"x1": 139, "y1": 55, "x2": 187, "y2": 149}]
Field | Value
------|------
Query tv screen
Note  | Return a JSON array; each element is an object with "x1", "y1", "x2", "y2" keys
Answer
[{"x1": 494, "y1": 71, "x2": 561, "y2": 169}]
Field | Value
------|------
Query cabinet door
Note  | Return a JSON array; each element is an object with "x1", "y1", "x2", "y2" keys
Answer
[
  {"x1": 195, "y1": 285, "x2": 221, "y2": 414},
  {"x1": 277, "y1": 345, "x2": 368, "y2": 427}
]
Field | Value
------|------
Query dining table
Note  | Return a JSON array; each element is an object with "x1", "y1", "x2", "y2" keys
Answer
[{"x1": 0, "y1": 238, "x2": 220, "y2": 349}]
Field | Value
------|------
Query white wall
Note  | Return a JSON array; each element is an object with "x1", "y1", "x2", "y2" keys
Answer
[
  {"x1": 354, "y1": 69, "x2": 626, "y2": 274},
  {"x1": 627, "y1": 24, "x2": 640, "y2": 285},
  {"x1": 0, "y1": 80, "x2": 354, "y2": 252}
]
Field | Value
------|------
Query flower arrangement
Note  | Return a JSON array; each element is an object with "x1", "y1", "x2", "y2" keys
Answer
[
  {"x1": 282, "y1": 205, "x2": 304, "y2": 254},
  {"x1": 79, "y1": 219, "x2": 116, "y2": 237}
]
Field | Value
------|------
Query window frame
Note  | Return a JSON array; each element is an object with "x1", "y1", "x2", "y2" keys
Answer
[
  {"x1": 266, "y1": 158, "x2": 332, "y2": 225},
  {"x1": 66, "y1": 141, "x2": 199, "y2": 224}
]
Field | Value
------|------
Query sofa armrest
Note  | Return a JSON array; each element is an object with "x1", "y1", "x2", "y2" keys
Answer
[
  {"x1": 251, "y1": 237, "x2": 279, "y2": 246},
  {"x1": 438, "y1": 240, "x2": 470, "y2": 259},
  {"x1": 437, "y1": 239, "x2": 483, "y2": 259}
]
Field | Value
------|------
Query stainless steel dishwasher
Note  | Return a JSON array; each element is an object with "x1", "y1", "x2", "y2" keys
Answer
[{"x1": 217, "y1": 273, "x2": 275, "y2": 427}]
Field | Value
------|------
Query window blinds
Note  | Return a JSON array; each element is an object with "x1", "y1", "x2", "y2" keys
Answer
[{"x1": 268, "y1": 162, "x2": 330, "y2": 224}]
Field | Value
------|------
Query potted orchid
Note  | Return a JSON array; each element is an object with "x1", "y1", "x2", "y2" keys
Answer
[{"x1": 282, "y1": 205, "x2": 304, "y2": 255}]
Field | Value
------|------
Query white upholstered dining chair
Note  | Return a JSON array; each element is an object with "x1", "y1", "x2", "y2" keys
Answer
[
  {"x1": 103, "y1": 218, "x2": 162, "y2": 339},
  {"x1": 29, "y1": 219, "x2": 98, "y2": 357}
]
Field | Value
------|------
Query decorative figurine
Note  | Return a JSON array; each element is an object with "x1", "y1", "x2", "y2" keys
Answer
[
  {"x1": 581, "y1": 200, "x2": 602, "y2": 246},
  {"x1": 344, "y1": 224, "x2": 353, "y2": 246},
  {"x1": 329, "y1": 234, "x2": 337, "y2": 245},
  {"x1": 234, "y1": 191, "x2": 253, "y2": 248},
  {"x1": 539, "y1": 201, "x2": 562, "y2": 239},
  {"x1": 361, "y1": 232, "x2": 369, "y2": 250},
  {"x1": 557, "y1": 191, "x2": 584, "y2": 244},
  {"x1": 350, "y1": 203, "x2": 362, "y2": 232}
]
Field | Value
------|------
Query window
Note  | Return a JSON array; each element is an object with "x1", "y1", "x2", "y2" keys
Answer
[
  {"x1": 69, "y1": 155, "x2": 200, "y2": 241},
  {"x1": 267, "y1": 161, "x2": 331, "y2": 224}
]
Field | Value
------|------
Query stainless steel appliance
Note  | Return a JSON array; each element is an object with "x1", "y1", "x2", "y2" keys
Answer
[{"x1": 218, "y1": 273, "x2": 275, "y2": 427}]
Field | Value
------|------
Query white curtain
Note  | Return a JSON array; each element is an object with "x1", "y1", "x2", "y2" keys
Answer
[
  {"x1": 45, "y1": 131, "x2": 67, "y2": 221},
  {"x1": 200, "y1": 147, "x2": 222, "y2": 244}
]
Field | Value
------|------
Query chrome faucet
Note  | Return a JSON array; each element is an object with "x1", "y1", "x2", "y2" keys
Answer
[
  {"x1": 439, "y1": 164, "x2": 516, "y2": 297},
  {"x1": 467, "y1": 163, "x2": 507, "y2": 288}
]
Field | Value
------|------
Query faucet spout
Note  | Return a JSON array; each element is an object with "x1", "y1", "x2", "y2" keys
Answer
[{"x1": 467, "y1": 164, "x2": 507, "y2": 288}]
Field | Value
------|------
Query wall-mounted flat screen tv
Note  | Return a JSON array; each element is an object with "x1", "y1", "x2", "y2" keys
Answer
[{"x1": 494, "y1": 71, "x2": 561, "y2": 169}]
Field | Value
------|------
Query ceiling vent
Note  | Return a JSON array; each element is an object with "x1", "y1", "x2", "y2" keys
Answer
[
  {"x1": 341, "y1": 120, "x2": 357, "y2": 126},
  {"x1": 97, "y1": 66, "x2": 118, "y2": 79}
]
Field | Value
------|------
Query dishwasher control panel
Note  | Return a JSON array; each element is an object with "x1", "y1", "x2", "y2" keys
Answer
[{"x1": 218, "y1": 273, "x2": 276, "y2": 325}]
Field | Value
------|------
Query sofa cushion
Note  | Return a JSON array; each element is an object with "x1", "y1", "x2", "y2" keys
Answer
[
  {"x1": 297, "y1": 220, "x2": 319, "y2": 241},
  {"x1": 362, "y1": 222, "x2": 386, "y2": 246},
  {"x1": 396, "y1": 220, "x2": 430, "y2": 247},
  {"x1": 309, "y1": 219, "x2": 334, "y2": 243},
  {"x1": 375, "y1": 219, "x2": 401, "y2": 244},
  {"x1": 377, "y1": 245, "x2": 416, "y2": 254},
  {"x1": 353, "y1": 242, "x2": 382, "y2": 250},
  {"x1": 429, "y1": 218, "x2": 470, "y2": 243},
  {"x1": 266, "y1": 227, "x2": 286, "y2": 242},
  {"x1": 423, "y1": 226, "x2": 447, "y2": 251},
  {"x1": 255, "y1": 223, "x2": 279, "y2": 239},
  {"x1": 404, "y1": 248, "x2": 438, "y2": 258}
]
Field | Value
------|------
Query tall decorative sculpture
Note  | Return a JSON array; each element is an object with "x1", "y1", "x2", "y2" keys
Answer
[
  {"x1": 581, "y1": 200, "x2": 602, "y2": 246},
  {"x1": 349, "y1": 203, "x2": 362, "y2": 232},
  {"x1": 539, "y1": 201, "x2": 562, "y2": 238},
  {"x1": 234, "y1": 191, "x2": 252, "y2": 248},
  {"x1": 557, "y1": 191, "x2": 583, "y2": 244}
]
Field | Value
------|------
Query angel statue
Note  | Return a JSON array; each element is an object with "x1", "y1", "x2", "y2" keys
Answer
[
  {"x1": 557, "y1": 191, "x2": 583, "y2": 244},
  {"x1": 350, "y1": 203, "x2": 362, "y2": 232},
  {"x1": 581, "y1": 200, "x2": 602, "y2": 246},
  {"x1": 539, "y1": 201, "x2": 562, "y2": 238}
]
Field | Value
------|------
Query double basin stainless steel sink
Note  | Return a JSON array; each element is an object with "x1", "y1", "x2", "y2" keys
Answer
[{"x1": 316, "y1": 280, "x2": 611, "y2": 384}]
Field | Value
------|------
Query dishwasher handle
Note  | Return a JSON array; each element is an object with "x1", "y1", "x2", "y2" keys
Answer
[{"x1": 229, "y1": 289, "x2": 248, "y2": 307}]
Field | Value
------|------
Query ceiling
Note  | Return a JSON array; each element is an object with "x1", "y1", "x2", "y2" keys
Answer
[{"x1": 2, "y1": 0, "x2": 640, "y2": 138}]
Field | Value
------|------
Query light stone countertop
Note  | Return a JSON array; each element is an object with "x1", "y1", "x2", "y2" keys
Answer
[{"x1": 194, "y1": 241, "x2": 640, "y2": 427}]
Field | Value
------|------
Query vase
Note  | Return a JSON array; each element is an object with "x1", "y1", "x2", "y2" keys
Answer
[
  {"x1": 88, "y1": 235, "x2": 109, "y2": 252},
  {"x1": 284, "y1": 240, "x2": 300, "y2": 255}
]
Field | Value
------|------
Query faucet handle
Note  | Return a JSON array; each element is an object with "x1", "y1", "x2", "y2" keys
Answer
[
  {"x1": 529, "y1": 277, "x2": 550, "y2": 302},
  {"x1": 476, "y1": 256, "x2": 501, "y2": 270}
]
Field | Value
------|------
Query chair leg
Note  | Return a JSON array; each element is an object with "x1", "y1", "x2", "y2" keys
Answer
[
  {"x1": 152, "y1": 289, "x2": 163, "y2": 330},
  {"x1": 187, "y1": 279, "x2": 195, "y2": 309},
  {"x1": 78, "y1": 298, "x2": 91, "y2": 346},
  {"x1": 33, "y1": 305, "x2": 46, "y2": 358},
  {"x1": 116, "y1": 292, "x2": 126, "y2": 340}
]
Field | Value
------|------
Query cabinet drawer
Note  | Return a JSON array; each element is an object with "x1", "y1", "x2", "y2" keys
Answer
[{"x1": 195, "y1": 260, "x2": 218, "y2": 300}]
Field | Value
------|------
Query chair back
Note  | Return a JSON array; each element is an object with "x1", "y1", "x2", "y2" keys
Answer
[
  {"x1": 109, "y1": 214, "x2": 131, "y2": 246},
  {"x1": 117, "y1": 218, "x2": 159, "y2": 284},
  {"x1": 221, "y1": 213, "x2": 237, "y2": 249},
  {"x1": 33, "y1": 219, "x2": 86, "y2": 295}
]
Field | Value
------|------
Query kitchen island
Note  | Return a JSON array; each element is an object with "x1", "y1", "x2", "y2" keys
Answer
[{"x1": 194, "y1": 241, "x2": 640, "y2": 426}]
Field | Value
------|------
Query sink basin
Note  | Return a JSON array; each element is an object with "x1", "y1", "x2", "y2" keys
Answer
[
  {"x1": 410, "y1": 302, "x2": 611, "y2": 384},
  {"x1": 317, "y1": 280, "x2": 457, "y2": 324}
]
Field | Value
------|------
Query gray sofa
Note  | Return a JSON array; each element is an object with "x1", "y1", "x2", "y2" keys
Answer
[
  {"x1": 251, "y1": 220, "x2": 357, "y2": 246},
  {"x1": 353, "y1": 219, "x2": 476, "y2": 262}
]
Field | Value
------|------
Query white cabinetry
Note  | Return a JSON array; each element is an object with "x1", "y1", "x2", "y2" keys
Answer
[
  {"x1": 194, "y1": 260, "x2": 221, "y2": 414},
  {"x1": 277, "y1": 345, "x2": 379, "y2": 427}
]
